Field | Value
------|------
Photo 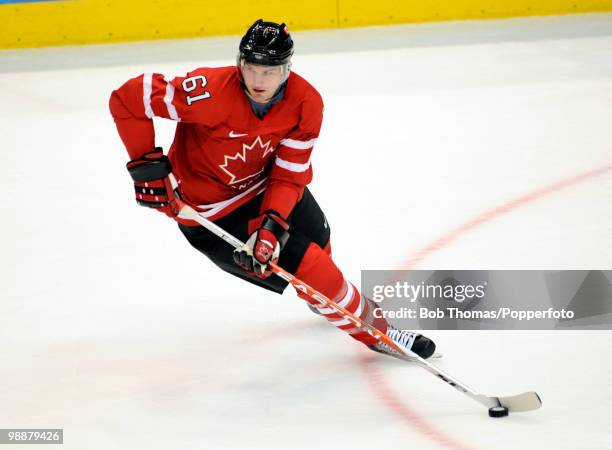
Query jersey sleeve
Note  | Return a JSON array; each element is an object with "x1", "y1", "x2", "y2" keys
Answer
[
  {"x1": 109, "y1": 69, "x2": 220, "y2": 159},
  {"x1": 260, "y1": 90, "x2": 324, "y2": 219}
]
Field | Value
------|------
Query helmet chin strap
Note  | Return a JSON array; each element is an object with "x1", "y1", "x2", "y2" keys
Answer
[{"x1": 281, "y1": 62, "x2": 291, "y2": 82}]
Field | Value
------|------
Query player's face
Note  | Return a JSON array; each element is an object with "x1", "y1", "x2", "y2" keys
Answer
[{"x1": 241, "y1": 63, "x2": 285, "y2": 103}]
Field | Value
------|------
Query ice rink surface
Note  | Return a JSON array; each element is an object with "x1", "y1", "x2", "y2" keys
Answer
[{"x1": 2, "y1": 13, "x2": 612, "y2": 450}]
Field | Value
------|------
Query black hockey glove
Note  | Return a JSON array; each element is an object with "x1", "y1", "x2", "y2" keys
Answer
[{"x1": 126, "y1": 148, "x2": 181, "y2": 218}]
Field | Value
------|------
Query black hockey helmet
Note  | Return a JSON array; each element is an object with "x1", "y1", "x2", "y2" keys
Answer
[{"x1": 238, "y1": 19, "x2": 294, "y2": 66}]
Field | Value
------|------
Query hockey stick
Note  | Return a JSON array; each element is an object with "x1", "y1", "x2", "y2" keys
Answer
[{"x1": 178, "y1": 203, "x2": 542, "y2": 415}]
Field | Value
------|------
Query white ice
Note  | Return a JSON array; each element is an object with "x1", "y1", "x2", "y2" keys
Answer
[{"x1": 1, "y1": 13, "x2": 612, "y2": 450}]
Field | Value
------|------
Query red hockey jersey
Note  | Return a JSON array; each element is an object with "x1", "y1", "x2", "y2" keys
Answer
[{"x1": 109, "y1": 66, "x2": 323, "y2": 220}]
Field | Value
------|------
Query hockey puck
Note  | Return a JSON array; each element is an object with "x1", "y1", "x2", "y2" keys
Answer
[{"x1": 488, "y1": 406, "x2": 509, "y2": 418}]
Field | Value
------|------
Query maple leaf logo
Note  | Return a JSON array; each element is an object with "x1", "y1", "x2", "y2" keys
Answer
[{"x1": 219, "y1": 136, "x2": 275, "y2": 185}]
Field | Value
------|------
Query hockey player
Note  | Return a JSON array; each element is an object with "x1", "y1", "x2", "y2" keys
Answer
[{"x1": 109, "y1": 19, "x2": 436, "y2": 359}]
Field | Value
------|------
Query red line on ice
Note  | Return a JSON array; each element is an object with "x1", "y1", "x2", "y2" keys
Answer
[
  {"x1": 359, "y1": 353, "x2": 474, "y2": 450},
  {"x1": 400, "y1": 164, "x2": 612, "y2": 270},
  {"x1": 358, "y1": 163, "x2": 612, "y2": 449}
]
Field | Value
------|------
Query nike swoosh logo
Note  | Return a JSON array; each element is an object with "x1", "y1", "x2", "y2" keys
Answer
[{"x1": 229, "y1": 131, "x2": 248, "y2": 138}]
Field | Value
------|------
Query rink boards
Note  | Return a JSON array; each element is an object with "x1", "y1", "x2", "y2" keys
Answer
[{"x1": 2, "y1": 0, "x2": 612, "y2": 48}]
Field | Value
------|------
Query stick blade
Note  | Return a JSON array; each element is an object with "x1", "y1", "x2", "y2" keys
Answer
[{"x1": 498, "y1": 391, "x2": 542, "y2": 412}]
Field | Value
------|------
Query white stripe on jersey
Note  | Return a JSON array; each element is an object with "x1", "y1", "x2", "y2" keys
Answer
[
  {"x1": 326, "y1": 294, "x2": 365, "y2": 326},
  {"x1": 353, "y1": 295, "x2": 365, "y2": 317},
  {"x1": 143, "y1": 73, "x2": 153, "y2": 119},
  {"x1": 195, "y1": 178, "x2": 267, "y2": 218},
  {"x1": 319, "y1": 280, "x2": 352, "y2": 314},
  {"x1": 279, "y1": 137, "x2": 317, "y2": 150},
  {"x1": 328, "y1": 318, "x2": 351, "y2": 326},
  {"x1": 275, "y1": 157, "x2": 311, "y2": 173},
  {"x1": 163, "y1": 76, "x2": 180, "y2": 121}
]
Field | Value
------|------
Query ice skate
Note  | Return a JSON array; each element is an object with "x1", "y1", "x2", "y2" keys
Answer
[{"x1": 369, "y1": 324, "x2": 436, "y2": 360}]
